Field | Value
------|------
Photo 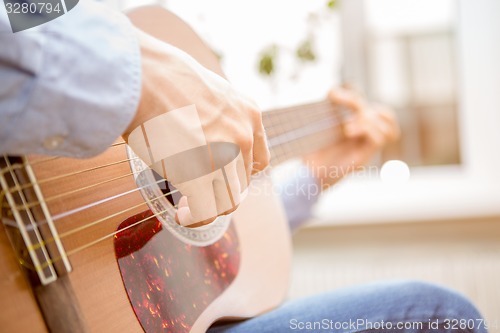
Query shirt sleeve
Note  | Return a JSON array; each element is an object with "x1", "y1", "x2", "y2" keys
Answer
[
  {"x1": 273, "y1": 161, "x2": 321, "y2": 232},
  {"x1": 0, "y1": 0, "x2": 141, "y2": 158}
]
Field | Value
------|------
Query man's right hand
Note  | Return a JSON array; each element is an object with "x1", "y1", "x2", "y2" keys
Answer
[{"x1": 123, "y1": 29, "x2": 270, "y2": 227}]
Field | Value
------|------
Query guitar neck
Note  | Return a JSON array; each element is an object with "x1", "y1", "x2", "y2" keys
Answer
[{"x1": 263, "y1": 100, "x2": 349, "y2": 165}]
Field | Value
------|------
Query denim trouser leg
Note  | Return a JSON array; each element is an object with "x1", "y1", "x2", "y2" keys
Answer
[{"x1": 208, "y1": 280, "x2": 487, "y2": 333}]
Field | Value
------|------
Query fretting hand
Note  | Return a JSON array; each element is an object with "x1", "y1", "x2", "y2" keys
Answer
[{"x1": 303, "y1": 88, "x2": 400, "y2": 189}]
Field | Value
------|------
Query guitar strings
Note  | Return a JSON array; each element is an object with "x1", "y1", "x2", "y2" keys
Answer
[
  {"x1": 22, "y1": 113, "x2": 347, "y2": 255},
  {"x1": 0, "y1": 99, "x2": 338, "y2": 181},
  {"x1": 265, "y1": 105, "x2": 351, "y2": 163},
  {"x1": 0, "y1": 100, "x2": 336, "y2": 181},
  {"x1": 28, "y1": 176, "x2": 170, "y2": 227},
  {"x1": 9, "y1": 110, "x2": 344, "y2": 227},
  {"x1": 18, "y1": 171, "x2": 135, "y2": 211},
  {"x1": 16, "y1": 141, "x2": 128, "y2": 168},
  {"x1": 264, "y1": 102, "x2": 341, "y2": 132},
  {"x1": 33, "y1": 202, "x2": 176, "y2": 272},
  {"x1": 1, "y1": 109, "x2": 350, "y2": 241},
  {"x1": 264, "y1": 100, "x2": 332, "y2": 119},
  {"x1": 264, "y1": 104, "x2": 352, "y2": 163},
  {"x1": 1, "y1": 103, "x2": 344, "y2": 198},
  {"x1": 3, "y1": 110, "x2": 348, "y2": 225},
  {"x1": 3, "y1": 109, "x2": 352, "y2": 264},
  {"x1": 4, "y1": 156, "x2": 142, "y2": 195},
  {"x1": 1, "y1": 105, "x2": 344, "y2": 220},
  {"x1": 3, "y1": 156, "x2": 58, "y2": 274},
  {"x1": 4, "y1": 107, "x2": 356, "y2": 272},
  {"x1": 27, "y1": 188, "x2": 179, "y2": 253},
  {"x1": 267, "y1": 110, "x2": 350, "y2": 148},
  {"x1": 1, "y1": 101, "x2": 332, "y2": 176},
  {"x1": 0, "y1": 103, "x2": 338, "y2": 195},
  {"x1": 0, "y1": 139, "x2": 129, "y2": 185}
]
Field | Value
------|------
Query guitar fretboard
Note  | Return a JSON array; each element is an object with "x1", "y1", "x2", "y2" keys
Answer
[{"x1": 262, "y1": 100, "x2": 349, "y2": 165}]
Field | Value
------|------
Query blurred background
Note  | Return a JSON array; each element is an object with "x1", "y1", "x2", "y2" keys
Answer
[{"x1": 113, "y1": 0, "x2": 500, "y2": 328}]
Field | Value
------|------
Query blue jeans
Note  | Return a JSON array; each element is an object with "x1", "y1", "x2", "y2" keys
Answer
[{"x1": 208, "y1": 280, "x2": 487, "y2": 333}]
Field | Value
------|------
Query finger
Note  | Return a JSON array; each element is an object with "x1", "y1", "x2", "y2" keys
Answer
[
  {"x1": 176, "y1": 207, "x2": 217, "y2": 228},
  {"x1": 343, "y1": 113, "x2": 383, "y2": 145},
  {"x1": 175, "y1": 148, "x2": 247, "y2": 227},
  {"x1": 175, "y1": 196, "x2": 193, "y2": 225},
  {"x1": 371, "y1": 104, "x2": 400, "y2": 142},
  {"x1": 234, "y1": 150, "x2": 248, "y2": 191},
  {"x1": 241, "y1": 143, "x2": 253, "y2": 184},
  {"x1": 363, "y1": 114, "x2": 390, "y2": 147},
  {"x1": 252, "y1": 127, "x2": 270, "y2": 174},
  {"x1": 375, "y1": 114, "x2": 399, "y2": 143},
  {"x1": 215, "y1": 151, "x2": 243, "y2": 213},
  {"x1": 328, "y1": 88, "x2": 365, "y2": 115},
  {"x1": 173, "y1": 173, "x2": 218, "y2": 226},
  {"x1": 340, "y1": 84, "x2": 366, "y2": 99},
  {"x1": 248, "y1": 105, "x2": 270, "y2": 175},
  {"x1": 176, "y1": 196, "x2": 237, "y2": 228},
  {"x1": 233, "y1": 118, "x2": 255, "y2": 183},
  {"x1": 343, "y1": 117, "x2": 366, "y2": 138}
]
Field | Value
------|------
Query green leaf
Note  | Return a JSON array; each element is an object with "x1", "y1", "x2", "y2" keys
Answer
[
  {"x1": 296, "y1": 39, "x2": 316, "y2": 62},
  {"x1": 327, "y1": 0, "x2": 336, "y2": 10},
  {"x1": 258, "y1": 45, "x2": 278, "y2": 76}
]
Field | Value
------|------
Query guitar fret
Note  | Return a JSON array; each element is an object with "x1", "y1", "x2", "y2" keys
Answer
[
  {"x1": 25, "y1": 158, "x2": 72, "y2": 277},
  {"x1": 0, "y1": 156, "x2": 58, "y2": 285}
]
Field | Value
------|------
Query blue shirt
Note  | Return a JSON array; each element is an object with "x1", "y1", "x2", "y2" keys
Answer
[{"x1": 0, "y1": 0, "x2": 140, "y2": 158}]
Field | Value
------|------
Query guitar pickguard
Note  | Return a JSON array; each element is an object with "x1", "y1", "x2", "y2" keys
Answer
[{"x1": 114, "y1": 210, "x2": 240, "y2": 333}]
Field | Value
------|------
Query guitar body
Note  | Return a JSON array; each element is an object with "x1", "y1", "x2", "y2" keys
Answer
[{"x1": 0, "y1": 6, "x2": 291, "y2": 333}]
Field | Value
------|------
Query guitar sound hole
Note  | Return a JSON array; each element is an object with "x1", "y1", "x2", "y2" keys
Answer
[{"x1": 151, "y1": 170, "x2": 180, "y2": 206}]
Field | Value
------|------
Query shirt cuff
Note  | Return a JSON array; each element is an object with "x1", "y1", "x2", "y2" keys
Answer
[
  {"x1": 2, "y1": 1, "x2": 141, "y2": 158},
  {"x1": 273, "y1": 161, "x2": 322, "y2": 232}
]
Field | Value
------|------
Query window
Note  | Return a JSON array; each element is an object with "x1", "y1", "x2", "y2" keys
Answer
[
  {"x1": 364, "y1": 0, "x2": 459, "y2": 166},
  {"x1": 315, "y1": 0, "x2": 500, "y2": 225}
]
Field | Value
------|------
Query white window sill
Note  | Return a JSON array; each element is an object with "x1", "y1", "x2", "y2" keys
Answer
[{"x1": 310, "y1": 165, "x2": 500, "y2": 227}]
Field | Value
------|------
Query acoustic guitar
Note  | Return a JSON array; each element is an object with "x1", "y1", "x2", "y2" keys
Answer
[{"x1": 0, "y1": 6, "x2": 346, "y2": 333}]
